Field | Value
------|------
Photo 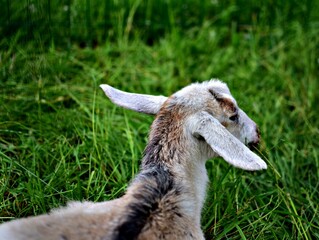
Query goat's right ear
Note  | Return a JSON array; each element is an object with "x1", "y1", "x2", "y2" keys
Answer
[
  {"x1": 100, "y1": 84, "x2": 167, "y2": 115},
  {"x1": 193, "y1": 111, "x2": 267, "y2": 171}
]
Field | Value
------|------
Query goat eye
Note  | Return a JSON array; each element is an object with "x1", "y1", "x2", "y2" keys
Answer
[{"x1": 229, "y1": 114, "x2": 238, "y2": 122}]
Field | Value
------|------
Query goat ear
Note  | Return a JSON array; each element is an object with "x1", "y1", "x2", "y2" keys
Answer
[
  {"x1": 100, "y1": 84, "x2": 167, "y2": 115},
  {"x1": 193, "y1": 111, "x2": 267, "y2": 171}
]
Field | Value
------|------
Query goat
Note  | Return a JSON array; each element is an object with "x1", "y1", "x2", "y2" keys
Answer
[{"x1": 0, "y1": 79, "x2": 267, "y2": 240}]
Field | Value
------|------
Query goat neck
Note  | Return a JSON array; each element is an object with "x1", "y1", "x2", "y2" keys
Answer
[{"x1": 141, "y1": 98, "x2": 209, "y2": 226}]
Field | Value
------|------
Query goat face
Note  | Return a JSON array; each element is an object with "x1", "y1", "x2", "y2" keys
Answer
[{"x1": 171, "y1": 80, "x2": 260, "y2": 149}]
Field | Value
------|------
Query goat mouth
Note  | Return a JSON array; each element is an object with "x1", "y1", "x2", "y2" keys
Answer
[{"x1": 248, "y1": 141, "x2": 259, "y2": 150}]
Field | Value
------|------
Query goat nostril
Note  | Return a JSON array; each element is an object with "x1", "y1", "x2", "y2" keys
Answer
[{"x1": 256, "y1": 127, "x2": 261, "y2": 138}]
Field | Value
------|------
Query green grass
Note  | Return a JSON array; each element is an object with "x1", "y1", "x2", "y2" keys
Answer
[{"x1": 1, "y1": 1, "x2": 319, "y2": 239}]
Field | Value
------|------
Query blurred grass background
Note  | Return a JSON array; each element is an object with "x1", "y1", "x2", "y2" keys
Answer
[{"x1": 1, "y1": 0, "x2": 319, "y2": 239}]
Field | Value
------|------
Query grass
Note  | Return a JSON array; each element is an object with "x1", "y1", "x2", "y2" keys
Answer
[{"x1": 1, "y1": 1, "x2": 319, "y2": 239}]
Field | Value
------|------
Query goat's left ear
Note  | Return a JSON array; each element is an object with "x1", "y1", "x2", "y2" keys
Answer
[
  {"x1": 193, "y1": 111, "x2": 267, "y2": 171},
  {"x1": 100, "y1": 84, "x2": 167, "y2": 115}
]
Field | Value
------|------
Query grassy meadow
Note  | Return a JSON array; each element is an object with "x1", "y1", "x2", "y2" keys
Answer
[{"x1": 1, "y1": 0, "x2": 319, "y2": 239}]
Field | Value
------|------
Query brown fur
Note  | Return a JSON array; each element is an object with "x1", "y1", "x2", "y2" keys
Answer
[
  {"x1": 143, "y1": 97, "x2": 188, "y2": 167},
  {"x1": 219, "y1": 98, "x2": 237, "y2": 113},
  {"x1": 0, "y1": 98, "x2": 204, "y2": 240}
]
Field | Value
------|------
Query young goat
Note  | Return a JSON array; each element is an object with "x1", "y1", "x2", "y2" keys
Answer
[{"x1": 0, "y1": 80, "x2": 267, "y2": 240}]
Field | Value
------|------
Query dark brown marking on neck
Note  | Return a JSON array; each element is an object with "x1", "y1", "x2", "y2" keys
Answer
[
  {"x1": 112, "y1": 165, "x2": 182, "y2": 240},
  {"x1": 142, "y1": 99, "x2": 185, "y2": 168}
]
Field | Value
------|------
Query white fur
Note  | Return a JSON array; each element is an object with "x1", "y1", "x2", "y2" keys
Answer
[
  {"x1": 189, "y1": 111, "x2": 266, "y2": 170},
  {"x1": 100, "y1": 84, "x2": 167, "y2": 115}
]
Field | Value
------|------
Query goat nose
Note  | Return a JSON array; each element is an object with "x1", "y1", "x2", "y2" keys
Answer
[
  {"x1": 248, "y1": 126, "x2": 260, "y2": 150},
  {"x1": 256, "y1": 127, "x2": 261, "y2": 139}
]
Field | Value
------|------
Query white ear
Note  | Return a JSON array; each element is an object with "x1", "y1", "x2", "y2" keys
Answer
[
  {"x1": 100, "y1": 84, "x2": 167, "y2": 115},
  {"x1": 193, "y1": 111, "x2": 267, "y2": 171}
]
